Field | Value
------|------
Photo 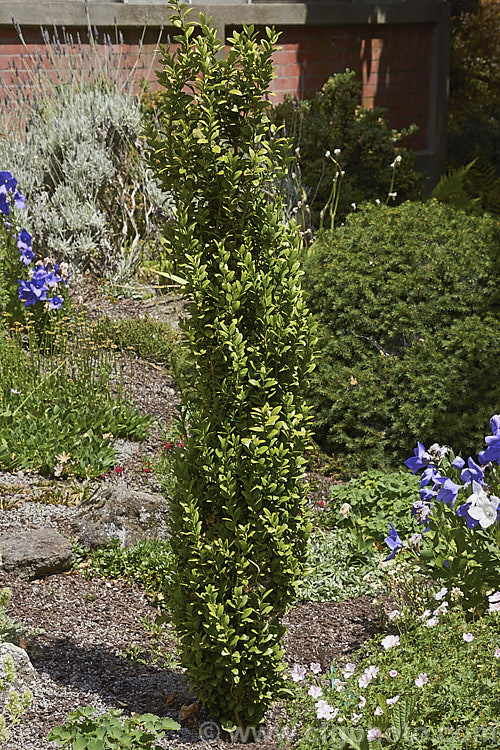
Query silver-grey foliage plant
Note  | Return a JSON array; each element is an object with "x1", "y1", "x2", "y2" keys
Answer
[{"x1": 0, "y1": 26, "x2": 174, "y2": 277}]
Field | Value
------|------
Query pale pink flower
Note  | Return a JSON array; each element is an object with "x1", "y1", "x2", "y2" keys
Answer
[
  {"x1": 358, "y1": 665, "x2": 378, "y2": 689},
  {"x1": 389, "y1": 669, "x2": 398, "y2": 677},
  {"x1": 489, "y1": 601, "x2": 500, "y2": 613},
  {"x1": 415, "y1": 673, "x2": 429, "y2": 688},
  {"x1": 309, "y1": 662, "x2": 322, "y2": 674},
  {"x1": 367, "y1": 728, "x2": 383, "y2": 742},
  {"x1": 387, "y1": 609, "x2": 400, "y2": 621},
  {"x1": 290, "y1": 665, "x2": 306, "y2": 682},
  {"x1": 374, "y1": 706, "x2": 384, "y2": 716},
  {"x1": 333, "y1": 678, "x2": 345, "y2": 692},
  {"x1": 387, "y1": 695, "x2": 400, "y2": 706},
  {"x1": 494, "y1": 648, "x2": 500, "y2": 658},
  {"x1": 342, "y1": 662, "x2": 356, "y2": 679},
  {"x1": 352, "y1": 713, "x2": 363, "y2": 725},
  {"x1": 463, "y1": 633, "x2": 474, "y2": 643},
  {"x1": 381, "y1": 635, "x2": 400, "y2": 650},
  {"x1": 315, "y1": 701, "x2": 338, "y2": 720},
  {"x1": 434, "y1": 587, "x2": 448, "y2": 601},
  {"x1": 425, "y1": 616, "x2": 439, "y2": 627},
  {"x1": 358, "y1": 673, "x2": 372, "y2": 689},
  {"x1": 358, "y1": 696, "x2": 366, "y2": 709}
]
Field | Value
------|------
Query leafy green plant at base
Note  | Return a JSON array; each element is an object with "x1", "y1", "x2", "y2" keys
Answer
[
  {"x1": 47, "y1": 707, "x2": 180, "y2": 749},
  {"x1": 95, "y1": 316, "x2": 184, "y2": 372},
  {"x1": 0, "y1": 588, "x2": 24, "y2": 646},
  {"x1": 284, "y1": 601, "x2": 500, "y2": 750},
  {"x1": 79, "y1": 538, "x2": 173, "y2": 597},
  {"x1": 0, "y1": 320, "x2": 150, "y2": 477},
  {"x1": 272, "y1": 70, "x2": 422, "y2": 229},
  {"x1": 322, "y1": 471, "x2": 421, "y2": 553},
  {"x1": 0, "y1": 653, "x2": 32, "y2": 749},
  {"x1": 296, "y1": 530, "x2": 385, "y2": 603},
  {"x1": 304, "y1": 200, "x2": 500, "y2": 474},
  {"x1": 146, "y1": 2, "x2": 316, "y2": 729}
]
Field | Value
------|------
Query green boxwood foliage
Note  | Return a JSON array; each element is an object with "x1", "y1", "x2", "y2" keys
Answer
[
  {"x1": 146, "y1": 3, "x2": 315, "y2": 730},
  {"x1": 304, "y1": 200, "x2": 500, "y2": 474},
  {"x1": 272, "y1": 70, "x2": 422, "y2": 228}
]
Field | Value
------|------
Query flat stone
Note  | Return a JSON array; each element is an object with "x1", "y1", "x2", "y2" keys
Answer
[
  {"x1": 0, "y1": 529, "x2": 73, "y2": 580},
  {"x1": 71, "y1": 485, "x2": 170, "y2": 549}
]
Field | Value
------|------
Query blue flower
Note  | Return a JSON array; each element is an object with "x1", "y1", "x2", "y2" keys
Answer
[
  {"x1": 48, "y1": 295, "x2": 63, "y2": 310},
  {"x1": 419, "y1": 465, "x2": 441, "y2": 488},
  {"x1": 405, "y1": 443, "x2": 434, "y2": 474},
  {"x1": 384, "y1": 523, "x2": 403, "y2": 560},
  {"x1": 452, "y1": 456, "x2": 465, "y2": 470},
  {"x1": 490, "y1": 415, "x2": 500, "y2": 435},
  {"x1": 0, "y1": 187, "x2": 10, "y2": 216},
  {"x1": 455, "y1": 502, "x2": 479, "y2": 530},
  {"x1": 44, "y1": 268, "x2": 63, "y2": 288},
  {"x1": 460, "y1": 457, "x2": 484, "y2": 485},
  {"x1": 18, "y1": 269, "x2": 49, "y2": 307},
  {"x1": 17, "y1": 229, "x2": 34, "y2": 265},
  {"x1": 435, "y1": 477, "x2": 462, "y2": 507},
  {"x1": 419, "y1": 486, "x2": 436, "y2": 502},
  {"x1": 0, "y1": 171, "x2": 16, "y2": 189},
  {"x1": 479, "y1": 434, "x2": 500, "y2": 465},
  {"x1": 0, "y1": 172, "x2": 25, "y2": 215}
]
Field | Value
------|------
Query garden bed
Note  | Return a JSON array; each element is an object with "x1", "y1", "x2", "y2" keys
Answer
[{"x1": 0, "y1": 282, "x2": 381, "y2": 746}]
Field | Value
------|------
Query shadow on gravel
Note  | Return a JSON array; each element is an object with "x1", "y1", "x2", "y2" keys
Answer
[{"x1": 30, "y1": 637, "x2": 189, "y2": 717}]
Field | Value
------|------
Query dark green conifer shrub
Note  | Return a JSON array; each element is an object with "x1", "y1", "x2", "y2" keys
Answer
[
  {"x1": 146, "y1": 3, "x2": 315, "y2": 729},
  {"x1": 304, "y1": 200, "x2": 500, "y2": 474},
  {"x1": 272, "y1": 70, "x2": 422, "y2": 228}
]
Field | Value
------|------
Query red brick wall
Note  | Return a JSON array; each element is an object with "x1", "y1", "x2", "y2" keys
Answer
[
  {"x1": 0, "y1": 26, "x2": 163, "y2": 96},
  {"x1": 267, "y1": 24, "x2": 432, "y2": 150},
  {"x1": 0, "y1": 21, "x2": 430, "y2": 150}
]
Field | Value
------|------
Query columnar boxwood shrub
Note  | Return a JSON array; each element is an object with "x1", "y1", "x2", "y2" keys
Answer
[
  {"x1": 304, "y1": 200, "x2": 500, "y2": 474},
  {"x1": 147, "y1": 3, "x2": 315, "y2": 730}
]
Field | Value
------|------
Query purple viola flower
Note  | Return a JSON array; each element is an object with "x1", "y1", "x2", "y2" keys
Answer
[
  {"x1": 435, "y1": 477, "x2": 462, "y2": 507},
  {"x1": 452, "y1": 456, "x2": 465, "y2": 470},
  {"x1": 405, "y1": 443, "x2": 434, "y2": 474},
  {"x1": 460, "y1": 457, "x2": 484, "y2": 485},
  {"x1": 384, "y1": 523, "x2": 403, "y2": 561},
  {"x1": 479, "y1": 434, "x2": 500, "y2": 465},
  {"x1": 455, "y1": 502, "x2": 479, "y2": 530},
  {"x1": 48, "y1": 295, "x2": 63, "y2": 310}
]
